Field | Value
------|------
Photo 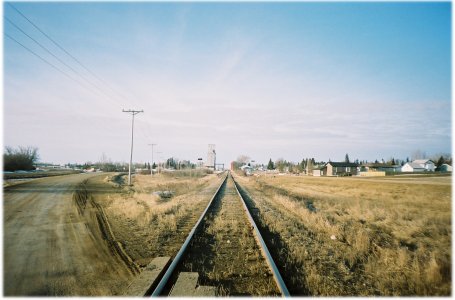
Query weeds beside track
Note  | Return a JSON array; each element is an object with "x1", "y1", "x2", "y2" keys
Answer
[
  {"x1": 152, "y1": 173, "x2": 288, "y2": 296},
  {"x1": 233, "y1": 173, "x2": 451, "y2": 296}
]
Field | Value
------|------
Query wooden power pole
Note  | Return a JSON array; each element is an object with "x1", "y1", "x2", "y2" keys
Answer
[{"x1": 122, "y1": 109, "x2": 143, "y2": 185}]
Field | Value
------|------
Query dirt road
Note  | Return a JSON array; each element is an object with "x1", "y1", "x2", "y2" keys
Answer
[{"x1": 4, "y1": 173, "x2": 132, "y2": 296}]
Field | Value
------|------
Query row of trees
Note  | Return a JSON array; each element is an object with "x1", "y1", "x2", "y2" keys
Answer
[
  {"x1": 267, "y1": 158, "x2": 324, "y2": 173},
  {"x1": 434, "y1": 154, "x2": 452, "y2": 167},
  {"x1": 165, "y1": 158, "x2": 196, "y2": 169},
  {"x1": 90, "y1": 156, "x2": 198, "y2": 172},
  {"x1": 72, "y1": 153, "x2": 198, "y2": 172}
]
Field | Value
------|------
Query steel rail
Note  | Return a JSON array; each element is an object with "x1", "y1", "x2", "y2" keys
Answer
[
  {"x1": 231, "y1": 174, "x2": 291, "y2": 297},
  {"x1": 151, "y1": 172, "x2": 228, "y2": 296}
]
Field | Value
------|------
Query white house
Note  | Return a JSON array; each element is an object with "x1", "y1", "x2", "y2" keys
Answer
[
  {"x1": 413, "y1": 159, "x2": 435, "y2": 171},
  {"x1": 401, "y1": 159, "x2": 435, "y2": 172},
  {"x1": 401, "y1": 163, "x2": 425, "y2": 172},
  {"x1": 240, "y1": 165, "x2": 253, "y2": 176}
]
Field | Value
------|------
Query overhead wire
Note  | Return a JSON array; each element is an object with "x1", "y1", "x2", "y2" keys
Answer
[
  {"x1": 4, "y1": 32, "x2": 122, "y2": 134},
  {"x1": 5, "y1": 26, "x2": 122, "y2": 136},
  {"x1": 137, "y1": 119, "x2": 152, "y2": 144},
  {"x1": 7, "y1": 2, "x2": 139, "y2": 108},
  {"x1": 6, "y1": 17, "x2": 87, "y2": 81},
  {"x1": 5, "y1": 4, "x2": 149, "y2": 159},
  {"x1": 5, "y1": 17, "x2": 117, "y2": 105},
  {"x1": 6, "y1": 35, "x2": 114, "y2": 137},
  {"x1": 5, "y1": 9, "x2": 126, "y2": 116},
  {"x1": 5, "y1": 33, "x2": 91, "y2": 90},
  {"x1": 5, "y1": 16, "x2": 129, "y2": 109}
]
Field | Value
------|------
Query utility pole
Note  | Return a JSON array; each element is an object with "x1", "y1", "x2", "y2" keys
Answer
[
  {"x1": 148, "y1": 143, "x2": 157, "y2": 176},
  {"x1": 122, "y1": 109, "x2": 143, "y2": 185}
]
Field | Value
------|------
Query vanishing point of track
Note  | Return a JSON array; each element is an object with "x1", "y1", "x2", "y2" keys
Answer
[{"x1": 151, "y1": 171, "x2": 290, "y2": 296}]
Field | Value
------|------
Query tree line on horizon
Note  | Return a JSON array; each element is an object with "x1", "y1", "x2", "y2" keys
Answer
[
  {"x1": 3, "y1": 146, "x2": 453, "y2": 173},
  {"x1": 233, "y1": 152, "x2": 452, "y2": 174},
  {"x1": 3, "y1": 146, "x2": 202, "y2": 172}
]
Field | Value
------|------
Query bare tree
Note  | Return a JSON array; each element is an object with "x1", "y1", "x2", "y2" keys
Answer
[
  {"x1": 306, "y1": 158, "x2": 314, "y2": 174},
  {"x1": 236, "y1": 155, "x2": 250, "y2": 164},
  {"x1": 4, "y1": 146, "x2": 39, "y2": 171},
  {"x1": 411, "y1": 150, "x2": 427, "y2": 160},
  {"x1": 275, "y1": 158, "x2": 285, "y2": 172},
  {"x1": 431, "y1": 152, "x2": 451, "y2": 164}
]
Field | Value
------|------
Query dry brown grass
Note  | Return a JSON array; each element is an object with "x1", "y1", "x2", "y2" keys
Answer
[
  {"x1": 90, "y1": 172, "x2": 225, "y2": 268},
  {"x1": 234, "y1": 173, "x2": 451, "y2": 296}
]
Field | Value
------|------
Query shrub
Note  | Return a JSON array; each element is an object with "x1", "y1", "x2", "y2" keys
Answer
[{"x1": 4, "y1": 146, "x2": 39, "y2": 171}]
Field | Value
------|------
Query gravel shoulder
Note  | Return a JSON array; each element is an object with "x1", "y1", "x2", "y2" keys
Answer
[{"x1": 3, "y1": 173, "x2": 133, "y2": 296}]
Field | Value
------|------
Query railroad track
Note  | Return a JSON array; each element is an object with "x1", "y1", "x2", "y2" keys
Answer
[{"x1": 150, "y1": 171, "x2": 289, "y2": 297}]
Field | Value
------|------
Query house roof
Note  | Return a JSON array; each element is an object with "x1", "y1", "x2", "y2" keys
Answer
[
  {"x1": 240, "y1": 165, "x2": 253, "y2": 170},
  {"x1": 365, "y1": 163, "x2": 400, "y2": 168},
  {"x1": 412, "y1": 159, "x2": 434, "y2": 165},
  {"x1": 405, "y1": 162, "x2": 425, "y2": 169},
  {"x1": 327, "y1": 162, "x2": 359, "y2": 167},
  {"x1": 439, "y1": 164, "x2": 453, "y2": 171}
]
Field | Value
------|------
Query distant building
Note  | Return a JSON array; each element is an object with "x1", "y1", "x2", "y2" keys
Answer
[
  {"x1": 413, "y1": 159, "x2": 436, "y2": 171},
  {"x1": 402, "y1": 159, "x2": 435, "y2": 172},
  {"x1": 326, "y1": 161, "x2": 359, "y2": 176},
  {"x1": 363, "y1": 163, "x2": 401, "y2": 173},
  {"x1": 312, "y1": 164, "x2": 327, "y2": 176},
  {"x1": 436, "y1": 163, "x2": 452, "y2": 172},
  {"x1": 312, "y1": 168, "x2": 325, "y2": 176},
  {"x1": 401, "y1": 162, "x2": 424, "y2": 172},
  {"x1": 206, "y1": 144, "x2": 216, "y2": 169},
  {"x1": 35, "y1": 162, "x2": 62, "y2": 169},
  {"x1": 324, "y1": 162, "x2": 359, "y2": 176},
  {"x1": 215, "y1": 163, "x2": 225, "y2": 171},
  {"x1": 240, "y1": 165, "x2": 253, "y2": 176},
  {"x1": 197, "y1": 158, "x2": 204, "y2": 168},
  {"x1": 256, "y1": 165, "x2": 266, "y2": 171}
]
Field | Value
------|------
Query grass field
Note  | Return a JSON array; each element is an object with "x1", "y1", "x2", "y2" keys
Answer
[
  {"x1": 88, "y1": 171, "x2": 224, "y2": 268},
  {"x1": 234, "y1": 173, "x2": 451, "y2": 296}
]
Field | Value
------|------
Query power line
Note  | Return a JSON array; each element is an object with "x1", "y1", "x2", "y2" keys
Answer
[
  {"x1": 7, "y1": 2, "x2": 136, "y2": 107},
  {"x1": 6, "y1": 32, "x2": 126, "y2": 110},
  {"x1": 5, "y1": 33, "x2": 126, "y2": 136},
  {"x1": 5, "y1": 17, "x2": 94, "y2": 85},
  {"x1": 5, "y1": 33, "x2": 89, "y2": 88},
  {"x1": 7, "y1": 3, "x2": 101, "y2": 81},
  {"x1": 6, "y1": 5, "x2": 151, "y2": 164},
  {"x1": 5, "y1": 32, "x2": 120, "y2": 135},
  {"x1": 5, "y1": 16, "x2": 128, "y2": 109},
  {"x1": 136, "y1": 119, "x2": 152, "y2": 141}
]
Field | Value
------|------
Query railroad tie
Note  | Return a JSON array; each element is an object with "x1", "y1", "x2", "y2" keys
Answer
[
  {"x1": 123, "y1": 257, "x2": 171, "y2": 296},
  {"x1": 170, "y1": 272, "x2": 216, "y2": 296}
]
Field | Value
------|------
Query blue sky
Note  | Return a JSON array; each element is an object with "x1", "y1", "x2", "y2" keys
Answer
[{"x1": 3, "y1": 2, "x2": 451, "y2": 165}]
